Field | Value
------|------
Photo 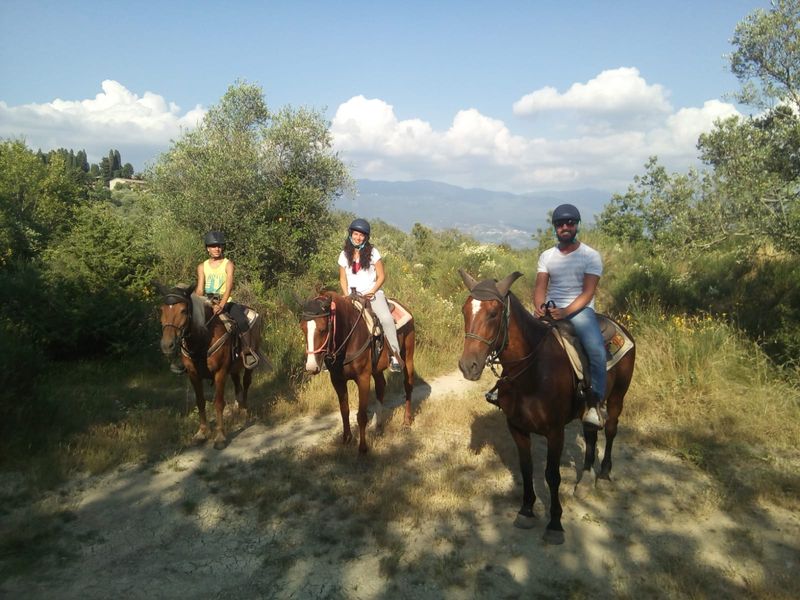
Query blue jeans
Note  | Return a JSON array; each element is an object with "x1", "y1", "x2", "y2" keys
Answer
[{"x1": 567, "y1": 307, "x2": 606, "y2": 399}]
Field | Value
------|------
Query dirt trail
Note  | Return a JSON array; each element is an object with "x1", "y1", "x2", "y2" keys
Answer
[{"x1": 1, "y1": 371, "x2": 798, "y2": 599}]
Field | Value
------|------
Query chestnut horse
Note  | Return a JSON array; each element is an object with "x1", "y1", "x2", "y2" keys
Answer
[
  {"x1": 301, "y1": 291, "x2": 415, "y2": 453},
  {"x1": 458, "y1": 270, "x2": 635, "y2": 544},
  {"x1": 156, "y1": 282, "x2": 262, "y2": 450}
]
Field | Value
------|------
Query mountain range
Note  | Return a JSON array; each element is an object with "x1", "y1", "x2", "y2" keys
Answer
[{"x1": 335, "y1": 180, "x2": 613, "y2": 248}]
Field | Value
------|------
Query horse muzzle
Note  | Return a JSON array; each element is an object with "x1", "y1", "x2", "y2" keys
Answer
[
  {"x1": 305, "y1": 354, "x2": 322, "y2": 374},
  {"x1": 458, "y1": 355, "x2": 484, "y2": 381}
]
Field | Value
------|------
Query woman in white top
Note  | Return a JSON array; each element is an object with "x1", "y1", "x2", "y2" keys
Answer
[{"x1": 337, "y1": 218, "x2": 403, "y2": 372}]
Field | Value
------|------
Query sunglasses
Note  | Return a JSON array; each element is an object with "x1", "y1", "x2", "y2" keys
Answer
[
  {"x1": 206, "y1": 244, "x2": 223, "y2": 248},
  {"x1": 554, "y1": 219, "x2": 577, "y2": 227}
]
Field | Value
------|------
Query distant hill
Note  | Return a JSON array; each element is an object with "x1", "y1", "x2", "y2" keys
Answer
[{"x1": 335, "y1": 179, "x2": 612, "y2": 247}]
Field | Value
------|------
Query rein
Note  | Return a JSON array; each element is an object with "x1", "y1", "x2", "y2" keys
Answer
[
  {"x1": 161, "y1": 296, "x2": 228, "y2": 360},
  {"x1": 468, "y1": 293, "x2": 551, "y2": 393},
  {"x1": 304, "y1": 296, "x2": 369, "y2": 365}
]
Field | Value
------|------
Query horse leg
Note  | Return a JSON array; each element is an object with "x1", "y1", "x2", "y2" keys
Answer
[
  {"x1": 240, "y1": 367, "x2": 253, "y2": 414},
  {"x1": 355, "y1": 372, "x2": 372, "y2": 454},
  {"x1": 331, "y1": 375, "x2": 352, "y2": 445},
  {"x1": 373, "y1": 371, "x2": 386, "y2": 434},
  {"x1": 189, "y1": 373, "x2": 209, "y2": 445},
  {"x1": 401, "y1": 331, "x2": 415, "y2": 426},
  {"x1": 575, "y1": 426, "x2": 599, "y2": 498},
  {"x1": 230, "y1": 370, "x2": 244, "y2": 414},
  {"x1": 543, "y1": 430, "x2": 566, "y2": 545},
  {"x1": 509, "y1": 424, "x2": 537, "y2": 529},
  {"x1": 211, "y1": 369, "x2": 228, "y2": 450},
  {"x1": 598, "y1": 392, "x2": 623, "y2": 481}
]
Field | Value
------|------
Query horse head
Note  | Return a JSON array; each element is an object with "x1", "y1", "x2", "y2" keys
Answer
[
  {"x1": 154, "y1": 281, "x2": 196, "y2": 358},
  {"x1": 300, "y1": 293, "x2": 334, "y2": 374},
  {"x1": 458, "y1": 269, "x2": 523, "y2": 380}
]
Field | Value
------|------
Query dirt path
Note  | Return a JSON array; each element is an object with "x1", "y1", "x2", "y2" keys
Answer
[{"x1": 1, "y1": 372, "x2": 798, "y2": 599}]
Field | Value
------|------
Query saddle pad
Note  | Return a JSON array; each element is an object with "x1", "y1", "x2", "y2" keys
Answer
[
  {"x1": 552, "y1": 320, "x2": 634, "y2": 382},
  {"x1": 388, "y1": 299, "x2": 413, "y2": 329},
  {"x1": 350, "y1": 297, "x2": 412, "y2": 336},
  {"x1": 218, "y1": 306, "x2": 260, "y2": 333}
]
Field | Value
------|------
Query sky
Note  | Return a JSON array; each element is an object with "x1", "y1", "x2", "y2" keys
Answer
[{"x1": 0, "y1": 0, "x2": 768, "y2": 195}]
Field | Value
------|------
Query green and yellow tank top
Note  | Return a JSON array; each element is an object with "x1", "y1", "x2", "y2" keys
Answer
[{"x1": 203, "y1": 258, "x2": 232, "y2": 301}]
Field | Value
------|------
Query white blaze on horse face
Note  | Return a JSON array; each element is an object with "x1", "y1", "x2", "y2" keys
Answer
[
  {"x1": 470, "y1": 299, "x2": 484, "y2": 323},
  {"x1": 304, "y1": 320, "x2": 321, "y2": 372}
]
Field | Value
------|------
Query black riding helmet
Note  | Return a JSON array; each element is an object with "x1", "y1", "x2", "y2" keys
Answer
[
  {"x1": 349, "y1": 218, "x2": 371, "y2": 236},
  {"x1": 551, "y1": 204, "x2": 581, "y2": 224},
  {"x1": 204, "y1": 230, "x2": 226, "y2": 246}
]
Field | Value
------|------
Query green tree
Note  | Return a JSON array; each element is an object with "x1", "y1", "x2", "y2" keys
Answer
[
  {"x1": 729, "y1": 0, "x2": 800, "y2": 110},
  {"x1": 148, "y1": 81, "x2": 351, "y2": 285}
]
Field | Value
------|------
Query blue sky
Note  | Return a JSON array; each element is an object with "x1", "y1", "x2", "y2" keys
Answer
[{"x1": 0, "y1": 0, "x2": 767, "y2": 194}]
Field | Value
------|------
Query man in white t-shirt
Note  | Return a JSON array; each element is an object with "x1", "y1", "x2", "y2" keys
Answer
[{"x1": 533, "y1": 204, "x2": 606, "y2": 429}]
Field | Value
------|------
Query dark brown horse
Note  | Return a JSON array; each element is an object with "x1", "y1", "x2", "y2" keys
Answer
[
  {"x1": 300, "y1": 291, "x2": 415, "y2": 453},
  {"x1": 458, "y1": 270, "x2": 635, "y2": 544},
  {"x1": 156, "y1": 282, "x2": 262, "y2": 449}
]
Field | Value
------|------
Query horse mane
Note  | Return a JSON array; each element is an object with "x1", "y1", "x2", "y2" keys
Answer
[
  {"x1": 189, "y1": 292, "x2": 210, "y2": 339},
  {"x1": 507, "y1": 290, "x2": 551, "y2": 346}
]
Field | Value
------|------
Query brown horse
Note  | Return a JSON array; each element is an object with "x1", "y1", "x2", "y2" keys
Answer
[
  {"x1": 155, "y1": 282, "x2": 262, "y2": 450},
  {"x1": 458, "y1": 270, "x2": 635, "y2": 544},
  {"x1": 300, "y1": 291, "x2": 415, "y2": 453}
]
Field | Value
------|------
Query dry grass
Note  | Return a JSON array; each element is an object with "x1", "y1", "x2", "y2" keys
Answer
[{"x1": 616, "y1": 306, "x2": 800, "y2": 511}]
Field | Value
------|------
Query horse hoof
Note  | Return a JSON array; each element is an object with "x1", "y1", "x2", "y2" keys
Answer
[
  {"x1": 513, "y1": 513, "x2": 537, "y2": 529},
  {"x1": 574, "y1": 476, "x2": 594, "y2": 499},
  {"x1": 192, "y1": 433, "x2": 208, "y2": 445},
  {"x1": 213, "y1": 440, "x2": 226, "y2": 450},
  {"x1": 543, "y1": 529, "x2": 565, "y2": 545}
]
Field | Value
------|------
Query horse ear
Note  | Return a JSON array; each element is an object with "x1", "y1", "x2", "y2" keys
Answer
[
  {"x1": 152, "y1": 280, "x2": 171, "y2": 297},
  {"x1": 459, "y1": 269, "x2": 478, "y2": 291},
  {"x1": 496, "y1": 271, "x2": 523, "y2": 297}
]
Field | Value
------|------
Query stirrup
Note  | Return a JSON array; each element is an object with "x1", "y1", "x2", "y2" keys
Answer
[{"x1": 243, "y1": 351, "x2": 259, "y2": 369}]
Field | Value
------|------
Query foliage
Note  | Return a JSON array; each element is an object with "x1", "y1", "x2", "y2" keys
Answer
[
  {"x1": 729, "y1": 0, "x2": 800, "y2": 111},
  {"x1": 148, "y1": 81, "x2": 350, "y2": 286}
]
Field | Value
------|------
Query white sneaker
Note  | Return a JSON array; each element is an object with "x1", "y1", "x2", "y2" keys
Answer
[
  {"x1": 389, "y1": 356, "x2": 402, "y2": 372},
  {"x1": 582, "y1": 407, "x2": 603, "y2": 429}
]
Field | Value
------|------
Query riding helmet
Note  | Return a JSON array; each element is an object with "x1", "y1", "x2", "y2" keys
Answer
[
  {"x1": 349, "y1": 218, "x2": 371, "y2": 236},
  {"x1": 551, "y1": 204, "x2": 581, "y2": 224},
  {"x1": 204, "y1": 230, "x2": 226, "y2": 246}
]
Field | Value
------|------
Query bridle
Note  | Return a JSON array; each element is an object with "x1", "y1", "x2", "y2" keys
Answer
[
  {"x1": 160, "y1": 294, "x2": 191, "y2": 357},
  {"x1": 160, "y1": 293, "x2": 227, "y2": 359},
  {"x1": 466, "y1": 292, "x2": 549, "y2": 389},
  {"x1": 302, "y1": 295, "x2": 370, "y2": 366}
]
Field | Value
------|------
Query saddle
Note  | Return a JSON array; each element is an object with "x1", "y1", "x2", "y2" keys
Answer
[
  {"x1": 208, "y1": 299, "x2": 261, "y2": 369},
  {"x1": 549, "y1": 315, "x2": 634, "y2": 391},
  {"x1": 349, "y1": 295, "x2": 412, "y2": 363},
  {"x1": 349, "y1": 296, "x2": 412, "y2": 337}
]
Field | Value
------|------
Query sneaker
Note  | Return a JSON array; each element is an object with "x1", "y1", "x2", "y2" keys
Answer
[
  {"x1": 582, "y1": 406, "x2": 603, "y2": 429},
  {"x1": 485, "y1": 389, "x2": 500, "y2": 406},
  {"x1": 389, "y1": 356, "x2": 403, "y2": 373}
]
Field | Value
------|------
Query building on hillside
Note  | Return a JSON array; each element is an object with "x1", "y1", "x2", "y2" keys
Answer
[{"x1": 109, "y1": 178, "x2": 147, "y2": 190}]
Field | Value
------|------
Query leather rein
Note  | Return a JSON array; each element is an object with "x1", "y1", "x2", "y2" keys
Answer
[
  {"x1": 161, "y1": 294, "x2": 229, "y2": 360},
  {"x1": 303, "y1": 296, "x2": 372, "y2": 366},
  {"x1": 466, "y1": 293, "x2": 549, "y2": 389}
]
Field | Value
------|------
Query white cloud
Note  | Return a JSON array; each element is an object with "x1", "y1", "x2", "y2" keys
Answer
[
  {"x1": 513, "y1": 67, "x2": 672, "y2": 117},
  {"x1": 1, "y1": 74, "x2": 742, "y2": 193},
  {"x1": 331, "y1": 76, "x2": 740, "y2": 193},
  {"x1": 0, "y1": 80, "x2": 204, "y2": 167}
]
